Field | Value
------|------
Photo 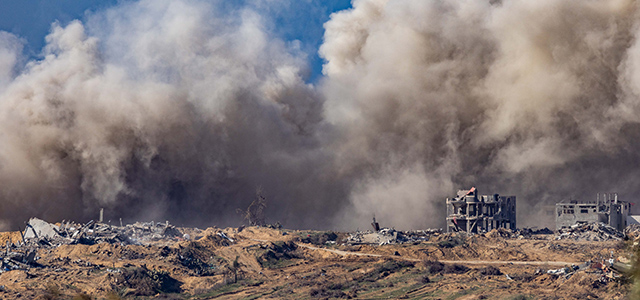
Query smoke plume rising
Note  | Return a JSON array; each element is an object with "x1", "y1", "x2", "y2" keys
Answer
[
  {"x1": 2, "y1": 0, "x2": 640, "y2": 230},
  {"x1": 323, "y1": 0, "x2": 640, "y2": 229}
]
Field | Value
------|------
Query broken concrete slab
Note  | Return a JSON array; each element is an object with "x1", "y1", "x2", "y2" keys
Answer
[
  {"x1": 555, "y1": 222, "x2": 624, "y2": 241},
  {"x1": 23, "y1": 218, "x2": 60, "y2": 239}
]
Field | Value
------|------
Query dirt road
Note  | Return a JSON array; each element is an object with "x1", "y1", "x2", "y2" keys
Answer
[{"x1": 297, "y1": 243, "x2": 579, "y2": 266}]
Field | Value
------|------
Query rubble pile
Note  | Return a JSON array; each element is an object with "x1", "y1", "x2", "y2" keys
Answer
[
  {"x1": 0, "y1": 215, "x2": 632, "y2": 299},
  {"x1": 624, "y1": 224, "x2": 640, "y2": 239},
  {"x1": 481, "y1": 227, "x2": 554, "y2": 239},
  {"x1": 346, "y1": 228, "x2": 442, "y2": 245},
  {"x1": 347, "y1": 226, "x2": 561, "y2": 244},
  {"x1": 544, "y1": 258, "x2": 628, "y2": 284},
  {"x1": 0, "y1": 217, "x2": 190, "y2": 274},
  {"x1": 31, "y1": 219, "x2": 187, "y2": 246},
  {"x1": 624, "y1": 224, "x2": 640, "y2": 249},
  {"x1": 555, "y1": 222, "x2": 624, "y2": 241},
  {"x1": 515, "y1": 227, "x2": 554, "y2": 236},
  {"x1": 1, "y1": 249, "x2": 38, "y2": 273}
]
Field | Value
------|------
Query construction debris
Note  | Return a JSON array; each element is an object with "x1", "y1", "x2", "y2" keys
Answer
[
  {"x1": 517, "y1": 227, "x2": 554, "y2": 236},
  {"x1": 556, "y1": 193, "x2": 630, "y2": 231},
  {"x1": 481, "y1": 227, "x2": 555, "y2": 239},
  {"x1": 624, "y1": 223, "x2": 640, "y2": 239},
  {"x1": 371, "y1": 216, "x2": 380, "y2": 231},
  {"x1": 555, "y1": 222, "x2": 624, "y2": 241},
  {"x1": 0, "y1": 218, "x2": 191, "y2": 274},
  {"x1": 544, "y1": 257, "x2": 627, "y2": 283},
  {"x1": 23, "y1": 218, "x2": 60, "y2": 239},
  {"x1": 346, "y1": 225, "x2": 561, "y2": 245},
  {"x1": 346, "y1": 228, "x2": 442, "y2": 245},
  {"x1": 0, "y1": 217, "x2": 632, "y2": 299},
  {"x1": 48, "y1": 220, "x2": 186, "y2": 246}
]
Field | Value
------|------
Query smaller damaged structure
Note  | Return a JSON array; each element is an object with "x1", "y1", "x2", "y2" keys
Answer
[
  {"x1": 556, "y1": 193, "x2": 630, "y2": 232},
  {"x1": 446, "y1": 187, "x2": 516, "y2": 233}
]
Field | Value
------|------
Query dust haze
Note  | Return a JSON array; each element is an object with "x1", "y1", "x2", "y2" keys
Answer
[{"x1": 1, "y1": 0, "x2": 640, "y2": 230}]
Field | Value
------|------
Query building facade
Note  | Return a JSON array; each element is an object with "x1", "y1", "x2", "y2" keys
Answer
[
  {"x1": 556, "y1": 193, "x2": 630, "y2": 231},
  {"x1": 446, "y1": 187, "x2": 516, "y2": 233}
]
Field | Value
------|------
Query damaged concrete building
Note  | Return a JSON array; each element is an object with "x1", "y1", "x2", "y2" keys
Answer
[
  {"x1": 446, "y1": 187, "x2": 516, "y2": 233},
  {"x1": 556, "y1": 193, "x2": 630, "y2": 232}
]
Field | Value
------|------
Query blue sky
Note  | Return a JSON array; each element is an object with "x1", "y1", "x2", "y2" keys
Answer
[{"x1": 0, "y1": 0, "x2": 352, "y2": 82}]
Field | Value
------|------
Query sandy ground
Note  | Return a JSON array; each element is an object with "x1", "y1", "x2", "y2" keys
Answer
[{"x1": 0, "y1": 226, "x2": 632, "y2": 299}]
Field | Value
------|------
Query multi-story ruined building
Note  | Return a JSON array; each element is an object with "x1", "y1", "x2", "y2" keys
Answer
[
  {"x1": 556, "y1": 193, "x2": 630, "y2": 231},
  {"x1": 446, "y1": 187, "x2": 516, "y2": 233}
]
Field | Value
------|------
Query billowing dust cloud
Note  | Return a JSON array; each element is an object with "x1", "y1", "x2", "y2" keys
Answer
[
  {"x1": 1, "y1": 0, "x2": 640, "y2": 230},
  {"x1": 0, "y1": 0, "x2": 339, "y2": 229}
]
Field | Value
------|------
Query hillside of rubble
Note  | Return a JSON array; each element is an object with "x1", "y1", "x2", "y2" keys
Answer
[{"x1": 0, "y1": 219, "x2": 636, "y2": 299}]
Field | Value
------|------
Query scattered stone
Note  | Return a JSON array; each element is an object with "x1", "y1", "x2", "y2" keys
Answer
[
  {"x1": 0, "y1": 218, "x2": 194, "y2": 274},
  {"x1": 555, "y1": 222, "x2": 624, "y2": 241},
  {"x1": 345, "y1": 228, "x2": 441, "y2": 245}
]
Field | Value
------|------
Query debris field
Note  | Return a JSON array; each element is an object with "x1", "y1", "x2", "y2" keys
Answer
[{"x1": 0, "y1": 218, "x2": 635, "y2": 299}]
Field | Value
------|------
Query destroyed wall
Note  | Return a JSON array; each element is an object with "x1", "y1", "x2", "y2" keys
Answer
[
  {"x1": 609, "y1": 202, "x2": 629, "y2": 231},
  {"x1": 555, "y1": 194, "x2": 631, "y2": 231},
  {"x1": 556, "y1": 203, "x2": 607, "y2": 230},
  {"x1": 446, "y1": 188, "x2": 516, "y2": 233}
]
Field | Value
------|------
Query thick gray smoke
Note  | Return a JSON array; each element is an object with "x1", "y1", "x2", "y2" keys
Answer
[{"x1": 1, "y1": 0, "x2": 640, "y2": 230}]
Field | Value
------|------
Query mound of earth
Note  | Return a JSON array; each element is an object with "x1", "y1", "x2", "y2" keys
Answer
[{"x1": 0, "y1": 219, "x2": 634, "y2": 299}]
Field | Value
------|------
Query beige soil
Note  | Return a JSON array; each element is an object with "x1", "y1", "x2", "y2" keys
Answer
[{"x1": 0, "y1": 226, "x2": 631, "y2": 299}]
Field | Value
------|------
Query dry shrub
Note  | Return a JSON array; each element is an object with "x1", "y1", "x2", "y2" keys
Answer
[
  {"x1": 422, "y1": 260, "x2": 469, "y2": 274},
  {"x1": 257, "y1": 241, "x2": 298, "y2": 269},
  {"x1": 438, "y1": 237, "x2": 464, "y2": 248},
  {"x1": 511, "y1": 273, "x2": 537, "y2": 282},
  {"x1": 362, "y1": 260, "x2": 415, "y2": 282},
  {"x1": 309, "y1": 287, "x2": 348, "y2": 299},
  {"x1": 420, "y1": 275, "x2": 431, "y2": 283},
  {"x1": 327, "y1": 282, "x2": 343, "y2": 290},
  {"x1": 301, "y1": 232, "x2": 339, "y2": 245},
  {"x1": 443, "y1": 263, "x2": 469, "y2": 274},
  {"x1": 113, "y1": 267, "x2": 181, "y2": 296},
  {"x1": 423, "y1": 260, "x2": 444, "y2": 274},
  {"x1": 479, "y1": 266, "x2": 502, "y2": 276}
]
